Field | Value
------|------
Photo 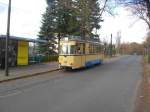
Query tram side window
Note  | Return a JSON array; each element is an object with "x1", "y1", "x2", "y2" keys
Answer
[
  {"x1": 60, "y1": 43, "x2": 85, "y2": 55},
  {"x1": 89, "y1": 44, "x2": 92, "y2": 54},
  {"x1": 69, "y1": 45, "x2": 76, "y2": 54},
  {"x1": 76, "y1": 43, "x2": 85, "y2": 54},
  {"x1": 92, "y1": 44, "x2": 94, "y2": 53},
  {"x1": 95, "y1": 45, "x2": 98, "y2": 53},
  {"x1": 86, "y1": 44, "x2": 89, "y2": 54},
  {"x1": 60, "y1": 45, "x2": 77, "y2": 54},
  {"x1": 87, "y1": 44, "x2": 102, "y2": 54},
  {"x1": 80, "y1": 43, "x2": 85, "y2": 54},
  {"x1": 93, "y1": 44, "x2": 96, "y2": 54},
  {"x1": 100, "y1": 45, "x2": 103, "y2": 53},
  {"x1": 91, "y1": 44, "x2": 101, "y2": 54},
  {"x1": 98, "y1": 45, "x2": 100, "y2": 53},
  {"x1": 60, "y1": 45, "x2": 68, "y2": 54},
  {"x1": 94, "y1": 45, "x2": 96, "y2": 53},
  {"x1": 89, "y1": 44, "x2": 94, "y2": 54},
  {"x1": 92, "y1": 44, "x2": 94, "y2": 54},
  {"x1": 97, "y1": 45, "x2": 100, "y2": 53},
  {"x1": 93, "y1": 45, "x2": 95, "y2": 54}
]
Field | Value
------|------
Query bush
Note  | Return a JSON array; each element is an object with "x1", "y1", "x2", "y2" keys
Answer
[{"x1": 42, "y1": 55, "x2": 58, "y2": 62}]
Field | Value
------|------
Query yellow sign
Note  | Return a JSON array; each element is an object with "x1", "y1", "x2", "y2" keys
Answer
[{"x1": 17, "y1": 41, "x2": 28, "y2": 65}]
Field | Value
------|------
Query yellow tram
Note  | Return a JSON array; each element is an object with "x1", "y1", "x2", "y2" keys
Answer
[{"x1": 59, "y1": 36, "x2": 104, "y2": 69}]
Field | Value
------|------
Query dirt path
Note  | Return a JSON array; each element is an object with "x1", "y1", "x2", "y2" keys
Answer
[{"x1": 135, "y1": 62, "x2": 150, "y2": 112}]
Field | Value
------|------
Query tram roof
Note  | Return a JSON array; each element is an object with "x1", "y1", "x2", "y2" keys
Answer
[
  {"x1": 61, "y1": 36, "x2": 102, "y2": 44},
  {"x1": 0, "y1": 35, "x2": 47, "y2": 43}
]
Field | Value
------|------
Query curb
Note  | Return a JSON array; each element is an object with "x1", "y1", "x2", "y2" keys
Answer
[{"x1": 0, "y1": 68, "x2": 61, "y2": 83}]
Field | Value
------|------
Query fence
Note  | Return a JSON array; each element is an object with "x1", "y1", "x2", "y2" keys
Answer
[{"x1": 29, "y1": 55, "x2": 58, "y2": 64}]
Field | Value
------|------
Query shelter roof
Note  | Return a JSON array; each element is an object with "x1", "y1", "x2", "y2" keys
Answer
[{"x1": 0, "y1": 35, "x2": 47, "y2": 43}]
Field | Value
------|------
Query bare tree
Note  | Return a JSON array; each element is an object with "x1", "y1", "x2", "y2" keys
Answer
[{"x1": 118, "y1": 0, "x2": 150, "y2": 29}]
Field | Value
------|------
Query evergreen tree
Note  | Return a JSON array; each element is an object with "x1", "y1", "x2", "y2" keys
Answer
[
  {"x1": 56, "y1": 0, "x2": 80, "y2": 36},
  {"x1": 74, "y1": 0, "x2": 102, "y2": 40},
  {"x1": 39, "y1": 0, "x2": 105, "y2": 54},
  {"x1": 90, "y1": 0, "x2": 102, "y2": 41},
  {"x1": 39, "y1": 0, "x2": 57, "y2": 54}
]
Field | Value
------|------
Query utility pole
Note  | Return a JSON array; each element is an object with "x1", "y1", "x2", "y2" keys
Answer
[
  {"x1": 110, "y1": 34, "x2": 113, "y2": 57},
  {"x1": 5, "y1": 0, "x2": 11, "y2": 76},
  {"x1": 116, "y1": 31, "x2": 121, "y2": 55}
]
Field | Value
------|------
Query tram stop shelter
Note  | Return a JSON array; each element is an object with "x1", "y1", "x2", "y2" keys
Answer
[{"x1": 0, "y1": 35, "x2": 46, "y2": 69}]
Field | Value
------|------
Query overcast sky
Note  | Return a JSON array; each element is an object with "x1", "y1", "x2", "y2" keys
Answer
[{"x1": 0, "y1": 0, "x2": 148, "y2": 43}]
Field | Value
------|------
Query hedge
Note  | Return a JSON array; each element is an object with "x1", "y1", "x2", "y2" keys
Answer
[{"x1": 42, "y1": 55, "x2": 58, "y2": 62}]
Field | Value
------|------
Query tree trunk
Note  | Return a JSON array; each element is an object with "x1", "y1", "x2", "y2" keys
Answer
[
  {"x1": 144, "y1": 0, "x2": 150, "y2": 29},
  {"x1": 148, "y1": 23, "x2": 150, "y2": 29},
  {"x1": 148, "y1": 47, "x2": 150, "y2": 63},
  {"x1": 58, "y1": 33, "x2": 61, "y2": 55}
]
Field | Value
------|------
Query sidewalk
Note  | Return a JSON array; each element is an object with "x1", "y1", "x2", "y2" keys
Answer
[{"x1": 0, "y1": 62, "x2": 59, "y2": 82}]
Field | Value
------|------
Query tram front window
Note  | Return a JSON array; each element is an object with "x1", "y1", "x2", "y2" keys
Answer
[
  {"x1": 60, "y1": 45, "x2": 68, "y2": 54},
  {"x1": 60, "y1": 45, "x2": 77, "y2": 54}
]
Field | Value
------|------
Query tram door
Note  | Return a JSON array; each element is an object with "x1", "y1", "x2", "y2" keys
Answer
[{"x1": 80, "y1": 43, "x2": 86, "y2": 67}]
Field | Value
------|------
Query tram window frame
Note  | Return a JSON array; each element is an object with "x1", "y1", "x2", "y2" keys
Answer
[
  {"x1": 60, "y1": 45, "x2": 68, "y2": 54},
  {"x1": 96, "y1": 45, "x2": 99, "y2": 53},
  {"x1": 94, "y1": 45, "x2": 96, "y2": 53},
  {"x1": 94, "y1": 44, "x2": 97, "y2": 54},
  {"x1": 89, "y1": 43, "x2": 92, "y2": 54},
  {"x1": 93, "y1": 44, "x2": 95, "y2": 54},
  {"x1": 60, "y1": 43, "x2": 85, "y2": 55},
  {"x1": 89, "y1": 43, "x2": 96, "y2": 54},
  {"x1": 92, "y1": 44, "x2": 94, "y2": 54},
  {"x1": 87, "y1": 43, "x2": 90, "y2": 54},
  {"x1": 76, "y1": 43, "x2": 85, "y2": 54},
  {"x1": 91, "y1": 44, "x2": 93, "y2": 54},
  {"x1": 68, "y1": 45, "x2": 76, "y2": 54},
  {"x1": 82, "y1": 43, "x2": 85, "y2": 54},
  {"x1": 98, "y1": 45, "x2": 100, "y2": 53},
  {"x1": 91, "y1": 44, "x2": 92, "y2": 54},
  {"x1": 98, "y1": 45, "x2": 101, "y2": 53}
]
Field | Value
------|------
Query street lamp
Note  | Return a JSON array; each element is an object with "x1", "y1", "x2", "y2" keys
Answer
[{"x1": 5, "y1": 0, "x2": 11, "y2": 76}]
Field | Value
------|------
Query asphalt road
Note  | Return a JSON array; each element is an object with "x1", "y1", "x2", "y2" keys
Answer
[{"x1": 0, "y1": 55, "x2": 142, "y2": 112}]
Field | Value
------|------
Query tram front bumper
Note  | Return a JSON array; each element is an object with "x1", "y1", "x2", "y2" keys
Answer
[{"x1": 59, "y1": 63, "x2": 79, "y2": 69}]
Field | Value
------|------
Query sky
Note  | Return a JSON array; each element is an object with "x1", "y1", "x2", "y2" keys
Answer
[
  {"x1": 0, "y1": 0, "x2": 148, "y2": 43},
  {"x1": 0, "y1": 0, "x2": 46, "y2": 38},
  {"x1": 99, "y1": 7, "x2": 148, "y2": 43}
]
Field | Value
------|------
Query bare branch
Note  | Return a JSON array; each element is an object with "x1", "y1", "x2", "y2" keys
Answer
[
  {"x1": 99, "y1": 0, "x2": 108, "y2": 16},
  {"x1": 119, "y1": 0, "x2": 150, "y2": 29}
]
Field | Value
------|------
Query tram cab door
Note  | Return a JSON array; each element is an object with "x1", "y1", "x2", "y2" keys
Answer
[{"x1": 77, "y1": 43, "x2": 85, "y2": 67}]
